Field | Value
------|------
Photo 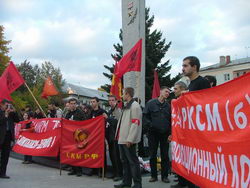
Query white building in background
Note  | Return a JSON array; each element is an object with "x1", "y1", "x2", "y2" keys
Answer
[
  {"x1": 62, "y1": 83, "x2": 109, "y2": 109},
  {"x1": 199, "y1": 56, "x2": 250, "y2": 85}
]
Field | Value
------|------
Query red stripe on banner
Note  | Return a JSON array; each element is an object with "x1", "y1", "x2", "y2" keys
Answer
[{"x1": 13, "y1": 128, "x2": 61, "y2": 157}]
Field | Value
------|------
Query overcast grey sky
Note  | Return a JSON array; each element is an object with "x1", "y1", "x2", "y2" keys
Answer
[{"x1": 1, "y1": 0, "x2": 250, "y2": 89}]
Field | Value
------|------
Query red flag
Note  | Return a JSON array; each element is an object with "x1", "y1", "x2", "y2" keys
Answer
[
  {"x1": 115, "y1": 39, "x2": 142, "y2": 78},
  {"x1": 0, "y1": 82, "x2": 12, "y2": 101},
  {"x1": 60, "y1": 116, "x2": 105, "y2": 168},
  {"x1": 0, "y1": 61, "x2": 25, "y2": 101},
  {"x1": 152, "y1": 70, "x2": 160, "y2": 99},
  {"x1": 41, "y1": 76, "x2": 59, "y2": 98},
  {"x1": 110, "y1": 63, "x2": 123, "y2": 108}
]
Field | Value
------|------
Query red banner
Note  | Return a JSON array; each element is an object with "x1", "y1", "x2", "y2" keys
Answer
[
  {"x1": 60, "y1": 116, "x2": 105, "y2": 168},
  {"x1": 171, "y1": 73, "x2": 250, "y2": 188},
  {"x1": 15, "y1": 118, "x2": 61, "y2": 139},
  {"x1": 13, "y1": 128, "x2": 60, "y2": 157}
]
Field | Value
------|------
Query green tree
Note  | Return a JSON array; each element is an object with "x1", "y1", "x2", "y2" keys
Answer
[
  {"x1": 101, "y1": 8, "x2": 180, "y2": 102},
  {"x1": 16, "y1": 60, "x2": 37, "y2": 91},
  {"x1": 0, "y1": 25, "x2": 11, "y2": 74}
]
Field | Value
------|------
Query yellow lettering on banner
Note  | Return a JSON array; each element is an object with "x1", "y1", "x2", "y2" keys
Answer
[
  {"x1": 71, "y1": 153, "x2": 76, "y2": 159},
  {"x1": 66, "y1": 152, "x2": 70, "y2": 158},
  {"x1": 84, "y1": 154, "x2": 90, "y2": 159},
  {"x1": 91, "y1": 154, "x2": 98, "y2": 159},
  {"x1": 76, "y1": 154, "x2": 82, "y2": 159}
]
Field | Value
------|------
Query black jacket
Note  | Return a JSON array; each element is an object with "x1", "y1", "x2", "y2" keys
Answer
[
  {"x1": 106, "y1": 107, "x2": 119, "y2": 142},
  {"x1": 65, "y1": 108, "x2": 85, "y2": 121},
  {"x1": 188, "y1": 76, "x2": 211, "y2": 91},
  {"x1": 0, "y1": 110, "x2": 19, "y2": 144},
  {"x1": 91, "y1": 108, "x2": 107, "y2": 118},
  {"x1": 143, "y1": 98, "x2": 171, "y2": 135}
]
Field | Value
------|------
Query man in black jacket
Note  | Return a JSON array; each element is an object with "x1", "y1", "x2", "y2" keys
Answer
[
  {"x1": 65, "y1": 98, "x2": 85, "y2": 177},
  {"x1": 0, "y1": 99, "x2": 19, "y2": 179},
  {"x1": 143, "y1": 86, "x2": 171, "y2": 183},
  {"x1": 106, "y1": 95, "x2": 123, "y2": 181},
  {"x1": 89, "y1": 97, "x2": 108, "y2": 177},
  {"x1": 90, "y1": 97, "x2": 107, "y2": 119}
]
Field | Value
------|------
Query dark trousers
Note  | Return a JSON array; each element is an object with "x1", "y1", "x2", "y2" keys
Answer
[
  {"x1": 119, "y1": 144, "x2": 142, "y2": 188},
  {"x1": 71, "y1": 166, "x2": 82, "y2": 174},
  {"x1": 148, "y1": 131, "x2": 170, "y2": 179},
  {"x1": 24, "y1": 155, "x2": 32, "y2": 162},
  {"x1": 178, "y1": 174, "x2": 197, "y2": 188},
  {"x1": 137, "y1": 133, "x2": 144, "y2": 157},
  {"x1": 0, "y1": 131, "x2": 12, "y2": 176},
  {"x1": 109, "y1": 140, "x2": 123, "y2": 177}
]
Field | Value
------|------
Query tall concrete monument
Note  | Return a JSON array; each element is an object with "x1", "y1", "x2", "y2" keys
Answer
[{"x1": 122, "y1": 0, "x2": 145, "y2": 106}]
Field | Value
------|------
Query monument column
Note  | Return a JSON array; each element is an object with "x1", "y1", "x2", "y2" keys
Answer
[{"x1": 122, "y1": 0, "x2": 145, "y2": 106}]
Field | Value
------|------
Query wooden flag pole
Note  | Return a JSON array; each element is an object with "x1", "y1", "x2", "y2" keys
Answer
[
  {"x1": 59, "y1": 117, "x2": 63, "y2": 176},
  {"x1": 24, "y1": 82, "x2": 47, "y2": 118}
]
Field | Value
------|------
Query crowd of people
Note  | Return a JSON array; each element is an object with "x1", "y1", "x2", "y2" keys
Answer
[{"x1": 0, "y1": 56, "x2": 217, "y2": 188}]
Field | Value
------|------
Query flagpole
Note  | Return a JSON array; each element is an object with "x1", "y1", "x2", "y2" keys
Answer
[
  {"x1": 59, "y1": 117, "x2": 63, "y2": 176},
  {"x1": 59, "y1": 162, "x2": 62, "y2": 176},
  {"x1": 102, "y1": 166, "x2": 105, "y2": 181},
  {"x1": 24, "y1": 82, "x2": 47, "y2": 118},
  {"x1": 137, "y1": 73, "x2": 141, "y2": 104}
]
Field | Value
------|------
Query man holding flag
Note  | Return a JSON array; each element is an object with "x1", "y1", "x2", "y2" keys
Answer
[{"x1": 65, "y1": 98, "x2": 86, "y2": 177}]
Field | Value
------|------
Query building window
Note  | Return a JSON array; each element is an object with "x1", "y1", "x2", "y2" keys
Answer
[
  {"x1": 224, "y1": 74, "x2": 230, "y2": 81},
  {"x1": 236, "y1": 72, "x2": 240, "y2": 77}
]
